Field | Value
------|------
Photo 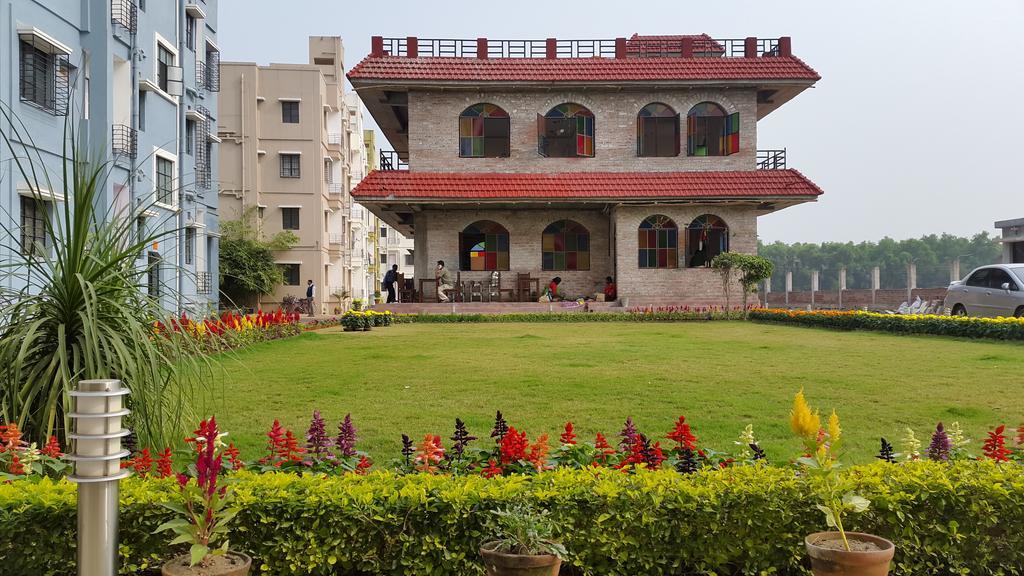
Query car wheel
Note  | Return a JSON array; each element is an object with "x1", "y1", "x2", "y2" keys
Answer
[
  {"x1": 1015, "y1": 306, "x2": 1024, "y2": 318},
  {"x1": 951, "y1": 304, "x2": 967, "y2": 317}
]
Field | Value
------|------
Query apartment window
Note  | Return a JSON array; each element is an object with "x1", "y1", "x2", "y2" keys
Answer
[
  {"x1": 379, "y1": 226, "x2": 388, "y2": 238},
  {"x1": 538, "y1": 103, "x2": 594, "y2": 158},
  {"x1": 186, "y1": 16, "x2": 196, "y2": 51},
  {"x1": 637, "y1": 103, "x2": 680, "y2": 157},
  {"x1": 20, "y1": 196, "x2": 48, "y2": 256},
  {"x1": 404, "y1": 253, "x2": 415, "y2": 266},
  {"x1": 282, "y1": 101, "x2": 299, "y2": 123},
  {"x1": 147, "y1": 252, "x2": 161, "y2": 297},
  {"x1": 323, "y1": 159, "x2": 332, "y2": 183},
  {"x1": 19, "y1": 39, "x2": 70, "y2": 115},
  {"x1": 282, "y1": 207, "x2": 299, "y2": 230},
  {"x1": 380, "y1": 253, "x2": 388, "y2": 265},
  {"x1": 157, "y1": 44, "x2": 174, "y2": 93},
  {"x1": 459, "y1": 103, "x2": 510, "y2": 158},
  {"x1": 280, "y1": 154, "x2": 300, "y2": 178},
  {"x1": 280, "y1": 263, "x2": 300, "y2": 286},
  {"x1": 138, "y1": 92, "x2": 146, "y2": 131},
  {"x1": 156, "y1": 156, "x2": 174, "y2": 205},
  {"x1": 136, "y1": 216, "x2": 147, "y2": 246},
  {"x1": 185, "y1": 120, "x2": 195, "y2": 155},
  {"x1": 185, "y1": 227, "x2": 195, "y2": 265},
  {"x1": 257, "y1": 206, "x2": 265, "y2": 219},
  {"x1": 686, "y1": 102, "x2": 739, "y2": 157}
]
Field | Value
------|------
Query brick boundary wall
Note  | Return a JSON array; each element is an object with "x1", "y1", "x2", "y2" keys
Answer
[{"x1": 765, "y1": 288, "x2": 948, "y2": 310}]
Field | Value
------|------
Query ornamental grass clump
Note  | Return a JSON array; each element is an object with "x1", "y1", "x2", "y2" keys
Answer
[
  {"x1": 482, "y1": 502, "x2": 567, "y2": 559},
  {"x1": 790, "y1": 390, "x2": 869, "y2": 552}
]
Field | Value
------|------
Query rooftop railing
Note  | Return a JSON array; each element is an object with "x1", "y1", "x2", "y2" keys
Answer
[
  {"x1": 757, "y1": 149, "x2": 787, "y2": 170},
  {"x1": 379, "y1": 150, "x2": 408, "y2": 171},
  {"x1": 373, "y1": 36, "x2": 790, "y2": 59}
]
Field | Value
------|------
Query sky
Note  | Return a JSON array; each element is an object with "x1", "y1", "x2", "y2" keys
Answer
[{"x1": 217, "y1": 0, "x2": 1024, "y2": 244}]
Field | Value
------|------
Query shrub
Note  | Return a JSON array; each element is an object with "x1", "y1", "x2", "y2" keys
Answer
[
  {"x1": 2, "y1": 462, "x2": 1022, "y2": 575},
  {"x1": 750, "y1": 308, "x2": 1024, "y2": 341}
]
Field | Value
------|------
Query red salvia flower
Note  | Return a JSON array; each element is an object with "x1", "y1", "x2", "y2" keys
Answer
[
  {"x1": 225, "y1": 443, "x2": 244, "y2": 470},
  {"x1": 277, "y1": 430, "x2": 305, "y2": 463},
  {"x1": 559, "y1": 422, "x2": 577, "y2": 445},
  {"x1": 259, "y1": 420, "x2": 286, "y2": 465},
  {"x1": 593, "y1": 433, "x2": 616, "y2": 465},
  {"x1": 499, "y1": 427, "x2": 529, "y2": 464},
  {"x1": 40, "y1": 436, "x2": 62, "y2": 458},
  {"x1": 129, "y1": 448, "x2": 154, "y2": 478},
  {"x1": 983, "y1": 425, "x2": 1012, "y2": 463},
  {"x1": 481, "y1": 459, "x2": 503, "y2": 478},
  {"x1": 8, "y1": 454, "x2": 24, "y2": 475},
  {"x1": 355, "y1": 456, "x2": 372, "y2": 475},
  {"x1": 156, "y1": 448, "x2": 173, "y2": 478},
  {"x1": 666, "y1": 416, "x2": 698, "y2": 451}
]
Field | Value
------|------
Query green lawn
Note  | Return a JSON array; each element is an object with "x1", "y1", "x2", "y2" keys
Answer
[{"x1": 207, "y1": 322, "x2": 1023, "y2": 464}]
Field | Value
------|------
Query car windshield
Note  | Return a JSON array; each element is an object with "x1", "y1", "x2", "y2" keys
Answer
[{"x1": 1014, "y1": 268, "x2": 1024, "y2": 285}]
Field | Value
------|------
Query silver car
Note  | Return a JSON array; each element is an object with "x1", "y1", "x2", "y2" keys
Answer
[{"x1": 945, "y1": 264, "x2": 1024, "y2": 318}]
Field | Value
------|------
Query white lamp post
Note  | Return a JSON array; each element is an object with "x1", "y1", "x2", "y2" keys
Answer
[{"x1": 66, "y1": 379, "x2": 132, "y2": 576}]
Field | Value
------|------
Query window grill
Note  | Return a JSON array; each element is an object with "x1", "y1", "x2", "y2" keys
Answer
[
  {"x1": 194, "y1": 106, "x2": 212, "y2": 189},
  {"x1": 196, "y1": 271, "x2": 212, "y2": 294},
  {"x1": 111, "y1": 0, "x2": 138, "y2": 33},
  {"x1": 112, "y1": 124, "x2": 137, "y2": 158},
  {"x1": 204, "y1": 47, "x2": 220, "y2": 92},
  {"x1": 20, "y1": 196, "x2": 48, "y2": 256},
  {"x1": 196, "y1": 60, "x2": 206, "y2": 89},
  {"x1": 19, "y1": 40, "x2": 70, "y2": 116}
]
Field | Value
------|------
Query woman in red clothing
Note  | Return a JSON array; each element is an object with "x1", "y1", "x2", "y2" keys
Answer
[
  {"x1": 603, "y1": 276, "x2": 617, "y2": 302},
  {"x1": 545, "y1": 277, "x2": 562, "y2": 301}
]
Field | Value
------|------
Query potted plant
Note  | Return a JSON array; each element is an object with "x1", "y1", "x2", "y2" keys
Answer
[
  {"x1": 791, "y1": 391, "x2": 894, "y2": 576},
  {"x1": 352, "y1": 298, "x2": 363, "y2": 311},
  {"x1": 480, "y1": 503, "x2": 566, "y2": 576},
  {"x1": 156, "y1": 417, "x2": 251, "y2": 576},
  {"x1": 373, "y1": 290, "x2": 383, "y2": 305}
]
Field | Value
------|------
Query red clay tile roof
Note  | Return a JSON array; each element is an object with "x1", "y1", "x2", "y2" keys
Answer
[
  {"x1": 347, "y1": 55, "x2": 819, "y2": 83},
  {"x1": 351, "y1": 170, "x2": 823, "y2": 201}
]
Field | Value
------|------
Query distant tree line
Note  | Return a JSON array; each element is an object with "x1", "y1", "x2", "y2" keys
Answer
[{"x1": 758, "y1": 232, "x2": 1002, "y2": 292}]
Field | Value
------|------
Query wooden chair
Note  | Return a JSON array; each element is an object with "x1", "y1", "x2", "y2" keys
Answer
[
  {"x1": 399, "y1": 277, "x2": 417, "y2": 303},
  {"x1": 468, "y1": 281, "x2": 483, "y2": 302},
  {"x1": 516, "y1": 273, "x2": 533, "y2": 302}
]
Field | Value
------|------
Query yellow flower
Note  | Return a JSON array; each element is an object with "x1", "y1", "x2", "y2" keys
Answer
[
  {"x1": 790, "y1": 390, "x2": 820, "y2": 440},
  {"x1": 828, "y1": 410, "x2": 841, "y2": 444}
]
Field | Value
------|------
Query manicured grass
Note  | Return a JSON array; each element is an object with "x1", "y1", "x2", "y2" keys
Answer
[{"x1": 208, "y1": 322, "x2": 1023, "y2": 464}]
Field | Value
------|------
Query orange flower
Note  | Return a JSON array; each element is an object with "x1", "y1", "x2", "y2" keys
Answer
[
  {"x1": 526, "y1": 434, "x2": 550, "y2": 472},
  {"x1": 414, "y1": 434, "x2": 445, "y2": 474}
]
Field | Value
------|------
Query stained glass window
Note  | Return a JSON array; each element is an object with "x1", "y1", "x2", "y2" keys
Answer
[
  {"x1": 459, "y1": 103, "x2": 510, "y2": 158},
  {"x1": 637, "y1": 215, "x2": 678, "y2": 269},
  {"x1": 542, "y1": 220, "x2": 590, "y2": 271},
  {"x1": 539, "y1": 103, "x2": 594, "y2": 158},
  {"x1": 686, "y1": 214, "x2": 729, "y2": 268},
  {"x1": 686, "y1": 102, "x2": 739, "y2": 157},
  {"x1": 637, "y1": 102, "x2": 679, "y2": 157},
  {"x1": 459, "y1": 220, "x2": 509, "y2": 271}
]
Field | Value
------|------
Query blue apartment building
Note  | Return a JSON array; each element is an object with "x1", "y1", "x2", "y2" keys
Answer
[{"x1": 0, "y1": 0, "x2": 220, "y2": 314}]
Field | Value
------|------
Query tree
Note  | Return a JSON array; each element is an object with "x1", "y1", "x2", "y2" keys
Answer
[
  {"x1": 218, "y1": 208, "x2": 297, "y2": 309},
  {"x1": 712, "y1": 253, "x2": 774, "y2": 319},
  {"x1": 711, "y1": 252, "x2": 745, "y2": 318}
]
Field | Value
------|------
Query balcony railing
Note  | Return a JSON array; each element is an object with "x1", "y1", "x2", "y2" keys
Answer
[
  {"x1": 112, "y1": 124, "x2": 137, "y2": 158},
  {"x1": 327, "y1": 133, "x2": 343, "y2": 147},
  {"x1": 111, "y1": 0, "x2": 138, "y2": 33},
  {"x1": 379, "y1": 150, "x2": 408, "y2": 171},
  {"x1": 196, "y1": 271, "x2": 212, "y2": 295},
  {"x1": 326, "y1": 183, "x2": 343, "y2": 196},
  {"x1": 350, "y1": 205, "x2": 366, "y2": 220},
  {"x1": 376, "y1": 36, "x2": 786, "y2": 59},
  {"x1": 328, "y1": 233, "x2": 345, "y2": 245},
  {"x1": 756, "y1": 149, "x2": 787, "y2": 170}
]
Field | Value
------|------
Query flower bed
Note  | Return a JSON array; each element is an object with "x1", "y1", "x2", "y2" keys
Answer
[
  {"x1": 750, "y1": 308, "x2": 1024, "y2": 341},
  {"x1": 2, "y1": 462, "x2": 1022, "y2": 575},
  {"x1": 341, "y1": 310, "x2": 393, "y2": 331},
  {"x1": 157, "y1": 310, "x2": 303, "y2": 351}
]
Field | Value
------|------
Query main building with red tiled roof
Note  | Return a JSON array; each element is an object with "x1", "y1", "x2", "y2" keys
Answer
[{"x1": 349, "y1": 33, "x2": 823, "y2": 306}]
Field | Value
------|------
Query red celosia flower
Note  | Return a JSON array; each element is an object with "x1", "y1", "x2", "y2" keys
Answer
[
  {"x1": 156, "y1": 448, "x2": 173, "y2": 478},
  {"x1": 128, "y1": 448, "x2": 154, "y2": 478},
  {"x1": 481, "y1": 459, "x2": 503, "y2": 478},
  {"x1": 559, "y1": 422, "x2": 577, "y2": 445},
  {"x1": 983, "y1": 425, "x2": 1012, "y2": 463},
  {"x1": 355, "y1": 456, "x2": 372, "y2": 475},
  {"x1": 499, "y1": 427, "x2": 529, "y2": 464},
  {"x1": 666, "y1": 416, "x2": 698, "y2": 451},
  {"x1": 40, "y1": 436, "x2": 62, "y2": 458},
  {"x1": 8, "y1": 454, "x2": 25, "y2": 475},
  {"x1": 414, "y1": 434, "x2": 445, "y2": 473},
  {"x1": 225, "y1": 443, "x2": 244, "y2": 470},
  {"x1": 527, "y1": 434, "x2": 551, "y2": 472}
]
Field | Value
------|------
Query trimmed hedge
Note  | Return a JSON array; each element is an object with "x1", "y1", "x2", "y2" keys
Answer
[
  {"x1": 750, "y1": 309, "x2": 1024, "y2": 341},
  {"x1": 2, "y1": 462, "x2": 1023, "y2": 575}
]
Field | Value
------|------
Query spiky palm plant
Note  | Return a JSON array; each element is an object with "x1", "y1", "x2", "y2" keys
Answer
[{"x1": 0, "y1": 105, "x2": 213, "y2": 447}]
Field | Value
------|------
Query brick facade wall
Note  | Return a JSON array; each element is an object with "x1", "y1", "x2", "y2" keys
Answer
[{"x1": 406, "y1": 89, "x2": 758, "y2": 173}]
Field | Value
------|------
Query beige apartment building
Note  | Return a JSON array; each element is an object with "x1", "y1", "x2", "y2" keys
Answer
[{"x1": 218, "y1": 37, "x2": 358, "y2": 313}]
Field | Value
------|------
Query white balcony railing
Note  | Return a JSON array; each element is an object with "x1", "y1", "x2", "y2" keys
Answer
[
  {"x1": 329, "y1": 233, "x2": 345, "y2": 245},
  {"x1": 326, "y1": 183, "x2": 343, "y2": 196},
  {"x1": 327, "y1": 133, "x2": 343, "y2": 147}
]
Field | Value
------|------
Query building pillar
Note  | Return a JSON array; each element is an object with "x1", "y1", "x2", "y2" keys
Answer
[
  {"x1": 871, "y1": 266, "x2": 880, "y2": 307},
  {"x1": 785, "y1": 271, "x2": 792, "y2": 306},
  {"x1": 950, "y1": 259, "x2": 961, "y2": 283},
  {"x1": 838, "y1": 267, "x2": 847, "y2": 308},
  {"x1": 907, "y1": 262, "x2": 917, "y2": 303},
  {"x1": 476, "y1": 38, "x2": 488, "y2": 59},
  {"x1": 810, "y1": 270, "x2": 819, "y2": 309},
  {"x1": 406, "y1": 36, "x2": 418, "y2": 58},
  {"x1": 545, "y1": 38, "x2": 557, "y2": 59},
  {"x1": 744, "y1": 36, "x2": 758, "y2": 58}
]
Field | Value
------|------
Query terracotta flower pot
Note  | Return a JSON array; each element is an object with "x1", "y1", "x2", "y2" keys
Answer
[
  {"x1": 805, "y1": 532, "x2": 894, "y2": 576},
  {"x1": 161, "y1": 552, "x2": 252, "y2": 576},
  {"x1": 480, "y1": 543, "x2": 561, "y2": 576}
]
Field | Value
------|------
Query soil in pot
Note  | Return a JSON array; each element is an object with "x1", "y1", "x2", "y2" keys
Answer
[
  {"x1": 805, "y1": 532, "x2": 894, "y2": 576},
  {"x1": 480, "y1": 543, "x2": 561, "y2": 576},
  {"x1": 161, "y1": 552, "x2": 252, "y2": 576}
]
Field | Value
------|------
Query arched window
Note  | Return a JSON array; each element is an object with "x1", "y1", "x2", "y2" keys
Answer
[
  {"x1": 459, "y1": 220, "x2": 509, "y2": 271},
  {"x1": 686, "y1": 102, "x2": 739, "y2": 157},
  {"x1": 542, "y1": 220, "x2": 590, "y2": 271},
  {"x1": 637, "y1": 103, "x2": 679, "y2": 157},
  {"x1": 459, "y1": 103, "x2": 510, "y2": 158},
  {"x1": 686, "y1": 214, "x2": 729, "y2": 268},
  {"x1": 637, "y1": 215, "x2": 678, "y2": 269},
  {"x1": 538, "y1": 103, "x2": 594, "y2": 158}
]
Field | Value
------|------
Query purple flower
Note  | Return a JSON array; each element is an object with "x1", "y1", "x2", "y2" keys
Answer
[
  {"x1": 401, "y1": 434, "x2": 414, "y2": 464},
  {"x1": 928, "y1": 422, "x2": 951, "y2": 462},
  {"x1": 336, "y1": 413, "x2": 358, "y2": 458},
  {"x1": 450, "y1": 418, "x2": 477, "y2": 460},
  {"x1": 618, "y1": 417, "x2": 638, "y2": 452},
  {"x1": 306, "y1": 410, "x2": 333, "y2": 461},
  {"x1": 490, "y1": 411, "x2": 509, "y2": 442}
]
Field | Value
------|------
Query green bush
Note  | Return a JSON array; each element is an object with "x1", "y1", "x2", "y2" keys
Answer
[
  {"x1": 750, "y1": 309, "x2": 1024, "y2": 341},
  {"x1": 2, "y1": 461, "x2": 1022, "y2": 575}
]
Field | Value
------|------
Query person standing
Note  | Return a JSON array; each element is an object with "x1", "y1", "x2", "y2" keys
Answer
[
  {"x1": 383, "y1": 264, "x2": 399, "y2": 303},
  {"x1": 305, "y1": 279, "x2": 316, "y2": 316},
  {"x1": 435, "y1": 260, "x2": 454, "y2": 303}
]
